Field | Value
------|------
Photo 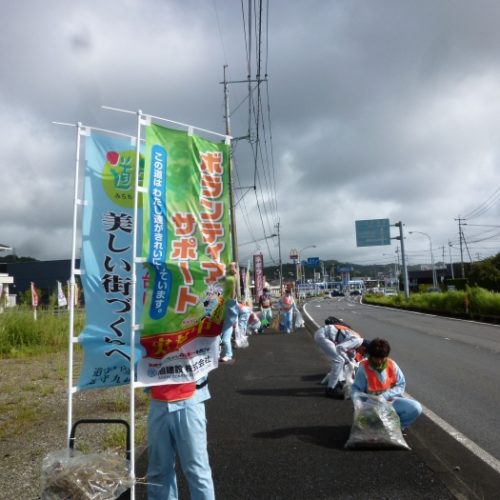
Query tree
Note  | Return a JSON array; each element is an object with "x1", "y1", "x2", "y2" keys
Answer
[{"x1": 467, "y1": 253, "x2": 500, "y2": 292}]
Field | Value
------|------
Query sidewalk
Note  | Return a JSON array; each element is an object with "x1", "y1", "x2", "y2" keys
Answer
[{"x1": 136, "y1": 322, "x2": 462, "y2": 499}]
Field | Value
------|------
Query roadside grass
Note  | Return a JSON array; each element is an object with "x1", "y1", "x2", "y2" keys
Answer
[
  {"x1": 0, "y1": 306, "x2": 85, "y2": 357},
  {"x1": 0, "y1": 391, "x2": 50, "y2": 439},
  {"x1": 0, "y1": 310, "x2": 151, "y2": 498},
  {"x1": 364, "y1": 286, "x2": 500, "y2": 321},
  {"x1": 0, "y1": 305, "x2": 150, "y2": 453},
  {"x1": 71, "y1": 388, "x2": 151, "y2": 454}
]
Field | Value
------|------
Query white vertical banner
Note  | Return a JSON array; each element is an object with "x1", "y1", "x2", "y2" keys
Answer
[{"x1": 57, "y1": 281, "x2": 68, "y2": 307}]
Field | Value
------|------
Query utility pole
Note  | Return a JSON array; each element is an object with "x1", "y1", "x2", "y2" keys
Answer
[
  {"x1": 448, "y1": 241, "x2": 455, "y2": 279},
  {"x1": 455, "y1": 217, "x2": 466, "y2": 278},
  {"x1": 223, "y1": 65, "x2": 239, "y2": 265},
  {"x1": 247, "y1": 0, "x2": 253, "y2": 139},
  {"x1": 394, "y1": 221, "x2": 409, "y2": 298},
  {"x1": 276, "y1": 220, "x2": 283, "y2": 293}
]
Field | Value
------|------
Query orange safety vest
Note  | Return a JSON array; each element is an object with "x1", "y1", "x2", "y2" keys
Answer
[
  {"x1": 281, "y1": 295, "x2": 294, "y2": 311},
  {"x1": 333, "y1": 324, "x2": 361, "y2": 342},
  {"x1": 361, "y1": 358, "x2": 397, "y2": 394},
  {"x1": 151, "y1": 382, "x2": 197, "y2": 403}
]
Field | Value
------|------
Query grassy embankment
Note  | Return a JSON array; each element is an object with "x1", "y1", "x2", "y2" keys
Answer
[
  {"x1": 363, "y1": 286, "x2": 500, "y2": 323},
  {"x1": 0, "y1": 306, "x2": 148, "y2": 450},
  {"x1": 0, "y1": 306, "x2": 83, "y2": 357}
]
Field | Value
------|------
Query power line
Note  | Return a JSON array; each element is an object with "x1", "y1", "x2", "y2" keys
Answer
[{"x1": 462, "y1": 186, "x2": 500, "y2": 220}]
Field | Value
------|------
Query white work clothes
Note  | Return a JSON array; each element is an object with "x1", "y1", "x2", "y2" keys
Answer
[
  {"x1": 314, "y1": 325, "x2": 363, "y2": 389},
  {"x1": 247, "y1": 311, "x2": 261, "y2": 334},
  {"x1": 238, "y1": 304, "x2": 251, "y2": 335}
]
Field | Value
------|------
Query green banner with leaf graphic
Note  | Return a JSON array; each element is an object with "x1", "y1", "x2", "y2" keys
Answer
[{"x1": 137, "y1": 123, "x2": 232, "y2": 385}]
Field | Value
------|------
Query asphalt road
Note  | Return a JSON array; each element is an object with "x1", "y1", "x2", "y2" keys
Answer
[
  {"x1": 303, "y1": 295, "x2": 500, "y2": 462},
  {"x1": 131, "y1": 308, "x2": 500, "y2": 499}
]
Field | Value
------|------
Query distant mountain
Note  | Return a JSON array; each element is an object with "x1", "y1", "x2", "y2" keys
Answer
[{"x1": 0, "y1": 255, "x2": 38, "y2": 263}]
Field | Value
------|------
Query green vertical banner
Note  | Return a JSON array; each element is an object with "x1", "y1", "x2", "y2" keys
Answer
[{"x1": 137, "y1": 123, "x2": 232, "y2": 385}]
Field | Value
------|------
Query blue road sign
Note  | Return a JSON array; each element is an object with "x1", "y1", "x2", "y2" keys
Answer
[
  {"x1": 338, "y1": 266, "x2": 353, "y2": 272},
  {"x1": 355, "y1": 219, "x2": 391, "y2": 247},
  {"x1": 306, "y1": 257, "x2": 320, "y2": 267}
]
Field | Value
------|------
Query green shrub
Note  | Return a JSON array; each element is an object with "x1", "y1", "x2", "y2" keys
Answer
[
  {"x1": 467, "y1": 286, "x2": 500, "y2": 318},
  {"x1": 364, "y1": 287, "x2": 500, "y2": 321}
]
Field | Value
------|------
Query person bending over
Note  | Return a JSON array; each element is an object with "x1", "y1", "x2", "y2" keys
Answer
[{"x1": 314, "y1": 317, "x2": 364, "y2": 398}]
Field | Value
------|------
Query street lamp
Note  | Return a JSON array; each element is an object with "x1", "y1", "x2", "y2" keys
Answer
[
  {"x1": 409, "y1": 231, "x2": 437, "y2": 289},
  {"x1": 298, "y1": 245, "x2": 317, "y2": 284}
]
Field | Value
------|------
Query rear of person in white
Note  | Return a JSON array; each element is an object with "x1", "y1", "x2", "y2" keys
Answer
[{"x1": 314, "y1": 317, "x2": 363, "y2": 398}]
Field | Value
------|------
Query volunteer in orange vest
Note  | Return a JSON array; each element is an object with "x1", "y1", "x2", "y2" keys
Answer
[
  {"x1": 351, "y1": 337, "x2": 422, "y2": 431},
  {"x1": 147, "y1": 376, "x2": 215, "y2": 499},
  {"x1": 278, "y1": 289, "x2": 296, "y2": 334}
]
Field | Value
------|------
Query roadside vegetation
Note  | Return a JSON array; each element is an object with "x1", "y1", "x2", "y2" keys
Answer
[
  {"x1": 0, "y1": 306, "x2": 84, "y2": 357},
  {"x1": 0, "y1": 306, "x2": 148, "y2": 472},
  {"x1": 364, "y1": 285, "x2": 500, "y2": 323}
]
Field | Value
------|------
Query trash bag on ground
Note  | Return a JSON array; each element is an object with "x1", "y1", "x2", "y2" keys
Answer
[
  {"x1": 344, "y1": 394, "x2": 410, "y2": 450},
  {"x1": 294, "y1": 311, "x2": 305, "y2": 329},
  {"x1": 271, "y1": 314, "x2": 280, "y2": 330},
  {"x1": 342, "y1": 363, "x2": 356, "y2": 400},
  {"x1": 41, "y1": 449, "x2": 132, "y2": 499},
  {"x1": 234, "y1": 327, "x2": 249, "y2": 348}
]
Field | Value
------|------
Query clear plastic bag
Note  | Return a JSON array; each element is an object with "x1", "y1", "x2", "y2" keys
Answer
[
  {"x1": 342, "y1": 362, "x2": 356, "y2": 400},
  {"x1": 234, "y1": 327, "x2": 249, "y2": 348},
  {"x1": 41, "y1": 449, "x2": 132, "y2": 499},
  {"x1": 344, "y1": 394, "x2": 410, "y2": 450},
  {"x1": 294, "y1": 311, "x2": 305, "y2": 328}
]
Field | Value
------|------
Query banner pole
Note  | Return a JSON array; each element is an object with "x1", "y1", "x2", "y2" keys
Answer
[
  {"x1": 102, "y1": 104, "x2": 231, "y2": 140},
  {"x1": 129, "y1": 109, "x2": 145, "y2": 499},
  {"x1": 67, "y1": 122, "x2": 84, "y2": 447}
]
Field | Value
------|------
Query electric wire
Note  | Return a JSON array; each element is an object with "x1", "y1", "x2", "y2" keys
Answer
[
  {"x1": 462, "y1": 186, "x2": 500, "y2": 220},
  {"x1": 212, "y1": 0, "x2": 229, "y2": 66},
  {"x1": 224, "y1": 0, "x2": 280, "y2": 265}
]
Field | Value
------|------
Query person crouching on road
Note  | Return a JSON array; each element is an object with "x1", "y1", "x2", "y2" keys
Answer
[
  {"x1": 351, "y1": 337, "x2": 422, "y2": 431},
  {"x1": 279, "y1": 289, "x2": 296, "y2": 333},
  {"x1": 147, "y1": 376, "x2": 215, "y2": 500},
  {"x1": 246, "y1": 308, "x2": 262, "y2": 335},
  {"x1": 314, "y1": 317, "x2": 363, "y2": 398}
]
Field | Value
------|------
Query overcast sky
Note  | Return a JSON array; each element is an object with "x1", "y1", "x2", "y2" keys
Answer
[{"x1": 1, "y1": 0, "x2": 500, "y2": 271}]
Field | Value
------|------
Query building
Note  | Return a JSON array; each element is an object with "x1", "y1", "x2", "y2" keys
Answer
[{"x1": 3, "y1": 259, "x2": 78, "y2": 305}]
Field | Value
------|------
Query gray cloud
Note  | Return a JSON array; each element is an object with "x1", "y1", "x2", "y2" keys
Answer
[{"x1": 1, "y1": 0, "x2": 499, "y2": 268}]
